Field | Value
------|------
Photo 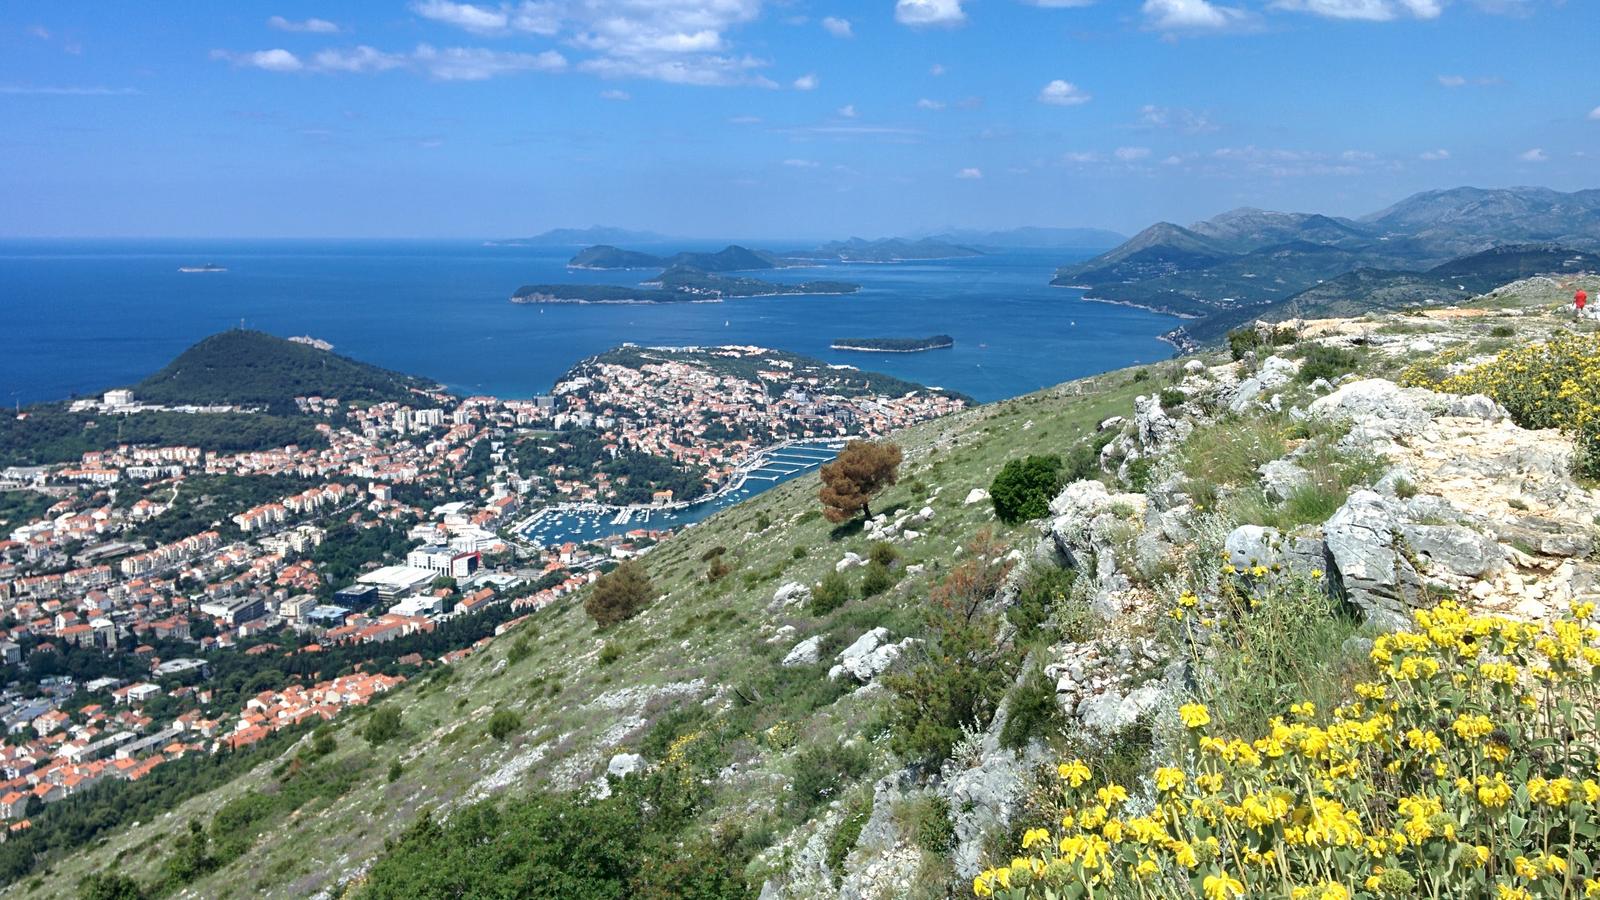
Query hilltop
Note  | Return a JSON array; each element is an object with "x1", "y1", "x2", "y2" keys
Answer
[
  {"x1": 22, "y1": 275, "x2": 1600, "y2": 899},
  {"x1": 1056, "y1": 186, "x2": 1600, "y2": 336},
  {"x1": 568, "y1": 244, "x2": 783, "y2": 272},
  {"x1": 133, "y1": 330, "x2": 438, "y2": 414}
]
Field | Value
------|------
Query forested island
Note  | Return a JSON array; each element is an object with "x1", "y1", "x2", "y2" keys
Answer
[
  {"x1": 830, "y1": 335, "x2": 955, "y2": 353},
  {"x1": 512, "y1": 267, "x2": 859, "y2": 304}
]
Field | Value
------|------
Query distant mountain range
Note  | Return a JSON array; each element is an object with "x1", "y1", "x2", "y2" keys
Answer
[
  {"x1": 490, "y1": 226, "x2": 671, "y2": 247},
  {"x1": 1053, "y1": 186, "x2": 1600, "y2": 345},
  {"x1": 783, "y1": 237, "x2": 984, "y2": 263},
  {"x1": 921, "y1": 226, "x2": 1127, "y2": 250}
]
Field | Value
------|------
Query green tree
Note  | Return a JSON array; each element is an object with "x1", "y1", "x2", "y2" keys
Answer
[
  {"x1": 78, "y1": 872, "x2": 145, "y2": 900},
  {"x1": 362, "y1": 705, "x2": 402, "y2": 746},
  {"x1": 487, "y1": 709, "x2": 522, "y2": 741}
]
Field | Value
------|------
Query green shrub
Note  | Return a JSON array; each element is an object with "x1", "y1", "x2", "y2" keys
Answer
[
  {"x1": 826, "y1": 792, "x2": 872, "y2": 872},
  {"x1": 810, "y1": 570, "x2": 854, "y2": 616},
  {"x1": 598, "y1": 642, "x2": 622, "y2": 666},
  {"x1": 506, "y1": 636, "x2": 531, "y2": 666},
  {"x1": 1009, "y1": 565, "x2": 1081, "y2": 643},
  {"x1": 486, "y1": 709, "x2": 521, "y2": 741},
  {"x1": 860, "y1": 561, "x2": 896, "y2": 598},
  {"x1": 868, "y1": 541, "x2": 899, "y2": 567},
  {"x1": 387, "y1": 760, "x2": 403, "y2": 783},
  {"x1": 1157, "y1": 387, "x2": 1187, "y2": 409},
  {"x1": 584, "y1": 560, "x2": 656, "y2": 628},
  {"x1": 897, "y1": 795, "x2": 955, "y2": 855},
  {"x1": 361, "y1": 705, "x2": 402, "y2": 746},
  {"x1": 989, "y1": 454, "x2": 1065, "y2": 524},
  {"x1": 792, "y1": 546, "x2": 808, "y2": 559},
  {"x1": 791, "y1": 743, "x2": 871, "y2": 813},
  {"x1": 999, "y1": 667, "x2": 1066, "y2": 752},
  {"x1": 1297, "y1": 344, "x2": 1360, "y2": 383},
  {"x1": 1490, "y1": 324, "x2": 1515, "y2": 338}
]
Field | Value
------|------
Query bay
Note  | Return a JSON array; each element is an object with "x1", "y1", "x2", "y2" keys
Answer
[{"x1": 0, "y1": 239, "x2": 1177, "y2": 408}]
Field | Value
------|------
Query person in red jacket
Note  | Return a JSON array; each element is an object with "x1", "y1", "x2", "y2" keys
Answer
[{"x1": 1577, "y1": 288, "x2": 1588, "y2": 319}]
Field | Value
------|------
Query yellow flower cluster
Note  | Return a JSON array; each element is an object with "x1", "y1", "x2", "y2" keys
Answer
[
  {"x1": 1401, "y1": 332, "x2": 1600, "y2": 476},
  {"x1": 975, "y1": 599, "x2": 1600, "y2": 899}
]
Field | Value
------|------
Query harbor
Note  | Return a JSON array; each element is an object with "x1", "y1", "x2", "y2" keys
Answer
[{"x1": 516, "y1": 438, "x2": 847, "y2": 547}]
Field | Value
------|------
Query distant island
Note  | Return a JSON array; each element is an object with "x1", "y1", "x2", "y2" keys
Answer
[
  {"x1": 487, "y1": 226, "x2": 669, "y2": 247},
  {"x1": 831, "y1": 335, "x2": 955, "y2": 353},
  {"x1": 513, "y1": 267, "x2": 859, "y2": 304},
  {"x1": 569, "y1": 244, "x2": 782, "y2": 272},
  {"x1": 785, "y1": 237, "x2": 983, "y2": 263}
]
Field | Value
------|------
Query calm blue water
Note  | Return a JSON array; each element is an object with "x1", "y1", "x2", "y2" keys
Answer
[{"x1": 0, "y1": 239, "x2": 1177, "y2": 407}]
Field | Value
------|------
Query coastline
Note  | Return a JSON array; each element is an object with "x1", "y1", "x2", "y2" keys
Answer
[
  {"x1": 1051, "y1": 283, "x2": 1202, "y2": 320},
  {"x1": 511, "y1": 286, "x2": 861, "y2": 305}
]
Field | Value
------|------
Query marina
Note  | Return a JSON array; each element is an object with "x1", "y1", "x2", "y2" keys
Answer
[{"x1": 517, "y1": 439, "x2": 846, "y2": 547}]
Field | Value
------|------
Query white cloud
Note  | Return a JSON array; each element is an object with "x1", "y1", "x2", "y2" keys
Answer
[
  {"x1": 783, "y1": 158, "x2": 820, "y2": 167},
  {"x1": 821, "y1": 16, "x2": 853, "y2": 37},
  {"x1": 1419, "y1": 148, "x2": 1450, "y2": 160},
  {"x1": 1061, "y1": 151, "x2": 1102, "y2": 163},
  {"x1": 793, "y1": 73, "x2": 819, "y2": 90},
  {"x1": 1519, "y1": 147, "x2": 1548, "y2": 162},
  {"x1": 837, "y1": 103, "x2": 857, "y2": 117},
  {"x1": 1270, "y1": 0, "x2": 1440, "y2": 20},
  {"x1": 412, "y1": 0, "x2": 767, "y2": 86},
  {"x1": 1142, "y1": 0, "x2": 1248, "y2": 30},
  {"x1": 1437, "y1": 74, "x2": 1466, "y2": 87},
  {"x1": 1023, "y1": 0, "x2": 1097, "y2": 5},
  {"x1": 218, "y1": 48, "x2": 305, "y2": 72},
  {"x1": 956, "y1": 167, "x2": 983, "y2": 179},
  {"x1": 217, "y1": 43, "x2": 563, "y2": 79},
  {"x1": 896, "y1": 0, "x2": 966, "y2": 27},
  {"x1": 268, "y1": 15, "x2": 341, "y2": 33},
  {"x1": 28, "y1": 25, "x2": 50, "y2": 39},
  {"x1": 410, "y1": 0, "x2": 509, "y2": 35},
  {"x1": 929, "y1": 63, "x2": 946, "y2": 76},
  {"x1": 1590, "y1": 106, "x2": 1600, "y2": 121},
  {"x1": 311, "y1": 46, "x2": 407, "y2": 73},
  {"x1": 1139, "y1": 104, "x2": 1217, "y2": 133},
  {"x1": 414, "y1": 44, "x2": 566, "y2": 80},
  {"x1": 1038, "y1": 79, "x2": 1091, "y2": 106},
  {"x1": 1115, "y1": 146, "x2": 1152, "y2": 161},
  {"x1": 729, "y1": 114, "x2": 762, "y2": 124},
  {"x1": 916, "y1": 98, "x2": 946, "y2": 110},
  {"x1": 0, "y1": 84, "x2": 141, "y2": 96},
  {"x1": 600, "y1": 88, "x2": 630, "y2": 100}
]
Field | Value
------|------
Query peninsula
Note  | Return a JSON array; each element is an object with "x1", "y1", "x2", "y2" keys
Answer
[{"x1": 830, "y1": 335, "x2": 955, "y2": 353}]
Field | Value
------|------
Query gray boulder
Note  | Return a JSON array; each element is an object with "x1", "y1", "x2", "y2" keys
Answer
[
  {"x1": 1399, "y1": 523, "x2": 1504, "y2": 579},
  {"x1": 1259, "y1": 459, "x2": 1311, "y2": 502},
  {"x1": 1324, "y1": 490, "x2": 1422, "y2": 630},
  {"x1": 607, "y1": 752, "x2": 645, "y2": 779},
  {"x1": 1133, "y1": 394, "x2": 1192, "y2": 451},
  {"x1": 782, "y1": 636, "x2": 825, "y2": 668}
]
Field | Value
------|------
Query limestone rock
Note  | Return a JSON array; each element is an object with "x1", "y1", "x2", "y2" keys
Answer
[
  {"x1": 1259, "y1": 459, "x2": 1312, "y2": 503},
  {"x1": 607, "y1": 752, "x2": 645, "y2": 779},
  {"x1": 1324, "y1": 489, "x2": 1422, "y2": 630},
  {"x1": 964, "y1": 487, "x2": 990, "y2": 506},
  {"x1": 782, "y1": 636, "x2": 824, "y2": 668}
]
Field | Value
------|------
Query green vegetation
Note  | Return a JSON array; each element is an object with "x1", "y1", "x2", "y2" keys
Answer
[
  {"x1": 134, "y1": 330, "x2": 432, "y2": 413},
  {"x1": 486, "y1": 710, "x2": 522, "y2": 741},
  {"x1": 988, "y1": 454, "x2": 1064, "y2": 524},
  {"x1": 513, "y1": 266, "x2": 859, "y2": 304},
  {"x1": 361, "y1": 706, "x2": 402, "y2": 746},
  {"x1": 0, "y1": 407, "x2": 326, "y2": 467},
  {"x1": 810, "y1": 570, "x2": 854, "y2": 615},
  {"x1": 830, "y1": 335, "x2": 955, "y2": 352},
  {"x1": 1295, "y1": 343, "x2": 1360, "y2": 383}
]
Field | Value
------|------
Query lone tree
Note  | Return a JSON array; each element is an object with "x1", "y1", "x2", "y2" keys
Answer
[
  {"x1": 819, "y1": 440, "x2": 903, "y2": 523},
  {"x1": 584, "y1": 560, "x2": 657, "y2": 627}
]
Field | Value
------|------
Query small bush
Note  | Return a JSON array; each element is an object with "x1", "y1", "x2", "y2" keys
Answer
[
  {"x1": 506, "y1": 636, "x2": 531, "y2": 665},
  {"x1": 898, "y1": 795, "x2": 955, "y2": 855},
  {"x1": 1296, "y1": 343, "x2": 1360, "y2": 383},
  {"x1": 868, "y1": 541, "x2": 899, "y2": 567},
  {"x1": 826, "y1": 792, "x2": 872, "y2": 872},
  {"x1": 792, "y1": 546, "x2": 808, "y2": 559},
  {"x1": 361, "y1": 705, "x2": 402, "y2": 746},
  {"x1": 486, "y1": 709, "x2": 521, "y2": 741},
  {"x1": 700, "y1": 546, "x2": 727, "y2": 562},
  {"x1": 860, "y1": 561, "x2": 896, "y2": 598},
  {"x1": 597, "y1": 642, "x2": 622, "y2": 666},
  {"x1": 706, "y1": 557, "x2": 733, "y2": 582},
  {"x1": 1009, "y1": 565, "x2": 1081, "y2": 643},
  {"x1": 999, "y1": 666, "x2": 1066, "y2": 752},
  {"x1": 1490, "y1": 323, "x2": 1516, "y2": 337},
  {"x1": 387, "y1": 760, "x2": 403, "y2": 783},
  {"x1": 810, "y1": 570, "x2": 855, "y2": 616},
  {"x1": 791, "y1": 743, "x2": 871, "y2": 813},
  {"x1": 1157, "y1": 387, "x2": 1187, "y2": 409},
  {"x1": 990, "y1": 454, "x2": 1065, "y2": 524}
]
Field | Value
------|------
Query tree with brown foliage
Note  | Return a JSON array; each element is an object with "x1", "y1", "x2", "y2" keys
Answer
[
  {"x1": 818, "y1": 440, "x2": 902, "y2": 524},
  {"x1": 584, "y1": 560, "x2": 656, "y2": 627}
]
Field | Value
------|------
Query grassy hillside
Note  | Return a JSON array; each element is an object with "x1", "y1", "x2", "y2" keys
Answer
[
  {"x1": 20, "y1": 363, "x2": 1156, "y2": 899},
  {"x1": 134, "y1": 331, "x2": 436, "y2": 412}
]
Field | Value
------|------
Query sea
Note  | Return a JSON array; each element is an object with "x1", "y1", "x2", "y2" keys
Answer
[
  {"x1": 0, "y1": 239, "x2": 1177, "y2": 408},
  {"x1": 2, "y1": 239, "x2": 1177, "y2": 546}
]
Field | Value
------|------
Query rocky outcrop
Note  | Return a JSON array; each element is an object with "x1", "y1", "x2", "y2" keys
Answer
[{"x1": 830, "y1": 628, "x2": 916, "y2": 683}]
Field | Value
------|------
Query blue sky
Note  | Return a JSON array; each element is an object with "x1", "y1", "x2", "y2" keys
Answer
[{"x1": 2, "y1": 0, "x2": 1595, "y2": 238}]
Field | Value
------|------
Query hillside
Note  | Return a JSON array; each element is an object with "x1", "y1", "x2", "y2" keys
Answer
[
  {"x1": 24, "y1": 276, "x2": 1600, "y2": 899},
  {"x1": 923, "y1": 227, "x2": 1125, "y2": 250},
  {"x1": 133, "y1": 331, "x2": 436, "y2": 413}
]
